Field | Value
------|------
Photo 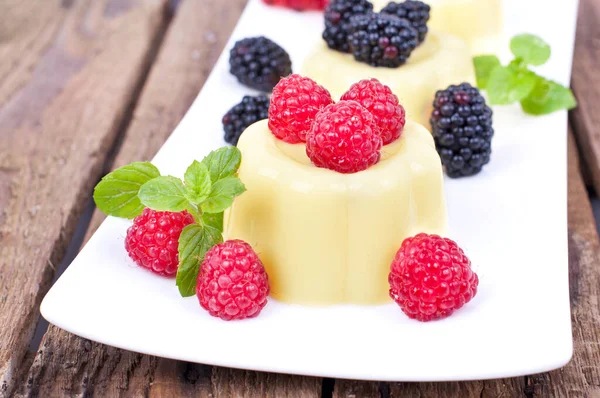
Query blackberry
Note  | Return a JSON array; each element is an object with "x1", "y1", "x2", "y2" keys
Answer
[
  {"x1": 222, "y1": 95, "x2": 270, "y2": 145},
  {"x1": 381, "y1": 1, "x2": 430, "y2": 44},
  {"x1": 323, "y1": 0, "x2": 374, "y2": 53},
  {"x1": 348, "y1": 12, "x2": 419, "y2": 68},
  {"x1": 229, "y1": 37, "x2": 292, "y2": 92},
  {"x1": 430, "y1": 83, "x2": 494, "y2": 178}
]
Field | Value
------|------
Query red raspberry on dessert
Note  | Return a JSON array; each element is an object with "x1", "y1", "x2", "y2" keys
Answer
[
  {"x1": 340, "y1": 78, "x2": 405, "y2": 145},
  {"x1": 306, "y1": 100, "x2": 383, "y2": 173},
  {"x1": 262, "y1": 0, "x2": 329, "y2": 10},
  {"x1": 196, "y1": 240, "x2": 270, "y2": 321},
  {"x1": 389, "y1": 233, "x2": 479, "y2": 322},
  {"x1": 125, "y1": 208, "x2": 195, "y2": 276},
  {"x1": 268, "y1": 74, "x2": 334, "y2": 143}
]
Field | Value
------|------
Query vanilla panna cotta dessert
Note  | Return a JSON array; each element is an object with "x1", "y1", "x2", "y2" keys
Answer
[
  {"x1": 301, "y1": 0, "x2": 478, "y2": 127},
  {"x1": 224, "y1": 75, "x2": 449, "y2": 305}
]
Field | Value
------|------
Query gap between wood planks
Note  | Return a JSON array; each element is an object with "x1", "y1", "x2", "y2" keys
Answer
[{"x1": 20, "y1": 0, "x2": 178, "y2": 373}]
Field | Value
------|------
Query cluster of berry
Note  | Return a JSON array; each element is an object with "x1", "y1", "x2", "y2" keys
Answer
[
  {"x1": 324, "y1": 0, "x2": 430, "y2": 67},
  {"x1": 269, "y1": 74, "x2": 405, "y2": 173},
  {"x1": 125, "y1": 206, "x2": 477, "y2": 322},
  {"x1": 126, "y1": 210, "x2": 269, "y2": 321}
]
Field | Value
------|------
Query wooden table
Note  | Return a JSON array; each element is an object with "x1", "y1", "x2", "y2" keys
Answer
[{"x1": 1, "y1": 0, "x2": 599, "y2": 396}]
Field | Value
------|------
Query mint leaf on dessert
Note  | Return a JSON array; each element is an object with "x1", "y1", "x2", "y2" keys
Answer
[
  {"x1": 520, "y1": 77, "x2": 577, "y2": 115},
  {"x1": 93, "y1": 162, "x2": 160, "y2": 219},
  {"x1": 473, "y1": 55, "x2": 501, "y2": 89},
  {"x1": 201, "y1": 147, "x2": 242, "y2": 183},
  {"x1": 202, "y1": 212, "x2": 224, "y2": 232},
  {"x1": 201, "y1": 176, "x2": 246, "y2": 214},
  {"x1": 184, "y1": 160, "x2": 212, "y2": 204},
  {"x1": 138, "y1": 176, "x2": 191, "y2": 212},
  {"x1": 176, "y1": 224, "x2": 223, "y2": 297},
  {"x1": 510, "y1": 34, "x2": 551, "y2": 66},
  {"x1": 487, "y1": 65, "x2": 537, "y2": 105}
]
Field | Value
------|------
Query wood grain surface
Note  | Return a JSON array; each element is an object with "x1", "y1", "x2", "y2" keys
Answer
[
  {"x1": 2, "y1": 0, "x2": 599, "y2": 396},
  {"x1": 571, "y1": 0, "x2": 600, "y2": 194},
  {"x1": 0, "y1": 0, "x2": 168, "y2": 395}
]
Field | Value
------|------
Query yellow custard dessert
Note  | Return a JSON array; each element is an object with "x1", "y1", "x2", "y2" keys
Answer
[
  {"x1": 301, "y1": 31, "x2": 474, "y2": 127},
  {"x1": 371, "y1": 0, "x2": 504, "y2": 54},
  {"x1": 224, "y1": 120, "x2": 448, "y2": 305}
]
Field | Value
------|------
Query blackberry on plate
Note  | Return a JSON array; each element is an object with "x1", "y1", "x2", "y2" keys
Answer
[
  {"x1": 323, "y1": 0, "x2": 374, "y2": 53},
  {"x1": 430, "y1": 83, "x2": 494, "y2": 178},
  {"x1": 222, "y1": 95, "x2": 270, "y2": 145},
  {"x1": 229, "y1": 37, "x2": 292, "y2": 92},
  {"x1": 348, "y1": 12, "x2": 419, "y2": 68},
  {"x1": 381, "y1": 0, "x2": 430, "y2": 44}
]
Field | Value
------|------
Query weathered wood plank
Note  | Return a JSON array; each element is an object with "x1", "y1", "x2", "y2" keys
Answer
[
  {"x1": 0, "y1": 0, "x2": 167, "y2": 396},
  {"x1": 333, "y1": 380, "x2": 381, "y2": 398},
  {"x1": 211, "y1": 367, "x2": 321, "y2": 398},
  {"x1": 571, "y1": 0, "x2": 600, "y2": 194},
  {"x1": 336, "y1": 131, "x2": 600, "y2": 397},
  {"x1": 16, "y1": 0, "x2": 243, "y2": 395}
]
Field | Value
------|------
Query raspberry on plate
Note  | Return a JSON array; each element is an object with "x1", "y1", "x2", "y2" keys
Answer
[
  {"x1": 306, "y1": 100, "x2": 383, "y2": 173},
  {"x1": 125, "y1": 208, "x2": 195, "y2": 276},
  {"x1": 263, "y1": 0, "x2": 329, "y2": 10},
  {"x1": 340, "y1": 78, "x2": 406, "y2": 144},
  {"x1": 229, "y1": 36, "x2": 292, "y2": 92},
  {"x1": 268, "y1": 74, "x2": 334, "y2": 143},
  {"x1": 196, "y1": 240, "x2": 270, "y2": 321},
  {"x1": 430, "y1": 82, "x2": 494, "y2": 178},
  {"x1": 389, "y1": 233, "x2": 479, "y2": 322}
]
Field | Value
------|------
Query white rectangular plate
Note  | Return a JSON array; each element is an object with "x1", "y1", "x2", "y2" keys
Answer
[{"x1": 41, "y1": 0, "x2": 577, "y2": 381}]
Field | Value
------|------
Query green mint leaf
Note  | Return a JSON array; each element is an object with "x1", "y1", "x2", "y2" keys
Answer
[
  {"x1": 93, "y1": 162, "x2": 160, "y2": 219},
  {"x1": 184, "y1": 160, "x2": 211, "y2": 204},
  {"x1": 473, "y1": 55, "x2": 501, "y2": 89},
  {"x1": 510, "y1": 34, "x2": 551, "y2": 66},
  {"x1": 520, "y1": 77, "x2": 577, "y2": 115},
  {"x1": 201, "y1": 176, "x2": 246, "y2": 214},
  {"x1": 201, "y1": 147, "x2": 242, "y2": 184},
  {"x1": 138, "y1": 176, "x2": 191, "y2": 212},
  {"x1": 487, "y1": 65, "x2": 537, "y2": 105},
  {"x1": 176, "y1": 224, "x2": 223, "y2": 297},
  {"x1": 202, "y1": 212, "x2": 224, "y2": 232}
]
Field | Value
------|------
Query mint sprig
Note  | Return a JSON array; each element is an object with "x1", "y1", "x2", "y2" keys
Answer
[
  {"x1": 176, "y1": 224, "x2": 223, "y2": 297},
  {"x1": 93, "y1": 146, "x2": 245, "y2": 297},
  {"x1": 473, "y1": 33, "x2": 576, "y2": 115},
  {"x1": 93, "y1": 162, "x2": 160, "y2": 219}
]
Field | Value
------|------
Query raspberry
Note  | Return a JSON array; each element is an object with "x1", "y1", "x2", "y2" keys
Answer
[
  {"x1": 348, "y1": 12, "x2": 419, "y2": 68},
  {"x1": 222, "y1": 95, "x2": 270, "y2": 146},
  {"x1": 229, "y1": 36, "x2": 292, "y2": 92},
  {"x1": 340, "y1": 78, "x2": 405, "y2": 144},
  {"x1": 389, "y1": 233, "x2": 479, "y2": 322},
  {"x1": 196, "y1": 240, "x2": 270, "y2": 321},
  {"x1": 306, "y1": 100, "x2": 382, "y2": 173},
  {"x1": 323, "y1": 0, "x2": 374, "y2": 53},
  {"x1": 263, "y1": 0, "x2": 329, "y2": 10},
  {"x1": 268, "y1": 74, "x2": 334, "y2": 143},
  {"x1": 430, "y1": 83, "x2": 494, "y2": 178},
  {"x1": 125, "y1": 208, "x2": 194, "y2": 276},
  {"x1": 381, "y1": 1, "x2": 431, "y2": 44}
]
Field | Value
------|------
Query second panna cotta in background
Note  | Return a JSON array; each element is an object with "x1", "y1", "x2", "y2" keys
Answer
[{"x1": 301, "y1": 0, "x2": 476, "y2": 127}]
